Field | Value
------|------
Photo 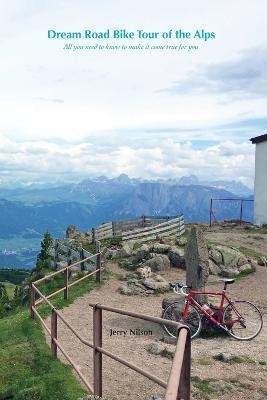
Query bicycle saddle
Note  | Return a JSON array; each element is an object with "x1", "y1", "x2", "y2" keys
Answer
[{"x1": 223, "y1": 279, "x2": 235, "y2": 284}]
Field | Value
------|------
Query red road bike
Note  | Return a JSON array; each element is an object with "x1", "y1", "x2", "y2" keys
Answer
[{"x1": 162, "y1": 279, "x2": 263, "y2": 340}]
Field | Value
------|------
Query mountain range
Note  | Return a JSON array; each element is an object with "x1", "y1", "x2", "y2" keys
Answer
[{"x1": 0, "y1": 175, "x2": 254, "y2": 239}]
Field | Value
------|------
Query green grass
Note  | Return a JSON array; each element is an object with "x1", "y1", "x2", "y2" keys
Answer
[
  {"x1": 244, "y1": 226, "x2": 267, "y2": 234},
  {"x1": 82, "y1": 242, "x2": 98, "y2": 254},
  {"x1": 0, "y1": 268, "x2": 111, "y2": 399},
  {"x1": 159, "y1": 348, "x2": 174, "y2": 359},
  {"x1": 0, "y1": 281, "x2": 16, "y2": 298},
  {"x1": 212, "y1": 353, "x2": 256, "y2": 364},
  {"x1": 191, "y1": 376, "x2": 215, "y2": 400},
  {"x1": 0, "y1": 310, "x2": 86, "y2": 400},
  {"x1": 236, "y1": 268, "x2": 255, "y2": 280},
  {"x1": 36, "y1": 269, "x2": 110, "y2": 318},
  {"x1": 182, "y1": 228, "x2": 191, "y2": 239},
  {"x1": 237, "y1": 246, "x2": 266, "y2": 259},
  {"x1": 0, "y1": 269, "x2": 30, "y2": 285},
  {"x1": 248, "y1": 235, "x2": 265, "y2": 241},
  {"x1": 100, "y1": 236, "x2": 122, "y2": 247}
]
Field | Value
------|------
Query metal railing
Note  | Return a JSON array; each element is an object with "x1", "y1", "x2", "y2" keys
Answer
[{"x1": 29, "y1": 253, "x2": 191, "y2": 399}]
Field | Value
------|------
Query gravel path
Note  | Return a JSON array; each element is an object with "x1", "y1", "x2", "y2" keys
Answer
[{"x1": 44, "y1": 264, "x2": 266, "y2": 400}]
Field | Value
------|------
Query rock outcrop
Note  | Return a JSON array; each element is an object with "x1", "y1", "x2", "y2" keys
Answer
[
  {"x1": 208, "y1": 245, "x2": 256, "y2": 277},
  {"x1": 118, "y1": 271, "x2": 169, "y2": 296}
]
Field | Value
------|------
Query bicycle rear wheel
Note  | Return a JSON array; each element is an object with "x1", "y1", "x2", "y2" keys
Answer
[
  {"x1": 223, "y1": 300, "x2": 263, "y2": 340},
  {"x1": 162, "y1": 302, "x2": 202, "y2": 339}
]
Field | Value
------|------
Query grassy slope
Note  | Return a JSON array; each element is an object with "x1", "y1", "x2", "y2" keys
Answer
[
  {"x1": 0, "y1": 281, "x2": 16, "y2": 298},
  {"x1": 0, "y1": 271, "x2": 110, "y2": 400},
  {"x1": 0, "y1": 310, "x2": 86, "y2": 400}
]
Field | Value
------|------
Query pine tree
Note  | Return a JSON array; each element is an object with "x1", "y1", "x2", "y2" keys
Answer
[
  {"x1": 36, "y1": 231, "x2": 53, "y2": 271},
  {"x1": 31, "y1": 231, "x2": 54, "y2": 281}
]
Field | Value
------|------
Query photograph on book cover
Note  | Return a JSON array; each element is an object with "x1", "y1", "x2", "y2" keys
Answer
[{"x1": 0, "y1": 1, "x2": 266, "y2": 400}]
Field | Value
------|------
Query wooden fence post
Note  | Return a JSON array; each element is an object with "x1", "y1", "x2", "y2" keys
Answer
[
  {"x1": 178, "y1": 216, "x2": 181, "y2": 237},
  {"x1": 29, "y1": 283, "x2": 35, "y2": 319},
  {"x1": 96, "y1": 253, "x2": 101, "y2": 284},
  {"x1": 209, "y1": 199, "x2": 213, "y2": 227},
  {"x1": 177, "y1": 330, "x2": 191, "y2": 400},
  {"x1": 51, "y1": 308, "x2": 58, "y2": 357},
  {"x1": 240, "y1": 200, "x2": 243, "y2": 225},
  {"x1": 93, "y1": 305, "x2": 102, "y2": 397},
  {"x1": 92, "y1": 227, "x2": 96, "y2": 244},
  {"x1": 142, "y1": 215, "x2": 145, "y2": 227},
  {"x1": 54, "y1": 240, "x2": 59, "y2": 269},
  {"x1": 79, "y1": 246, "x2": 85, "y2": 271},
  {"x1": 112, "y1": 221, "x2": 115, "y2": 237},
  {"x1": 51, "y1": 308, "x2": 57, "y2": 357},
  {"x1": 64, "y1": 267, "x2": 69, "y2": 300},
  {"x1": 67, "y1": 248, "x2": 72, "y2": 267}
]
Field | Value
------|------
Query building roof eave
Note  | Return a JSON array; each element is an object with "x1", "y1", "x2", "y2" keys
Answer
[{"x1": 250, "y1": 133, "x2": 267, "y2": 144}]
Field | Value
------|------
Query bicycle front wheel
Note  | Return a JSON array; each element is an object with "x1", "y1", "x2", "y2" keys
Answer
[
  {"x1": 162, "y1": 302, "x2": 202, "y2": 339},
  {"x1": 223, "y1": 300, "x2": 263, "y2": 340}
]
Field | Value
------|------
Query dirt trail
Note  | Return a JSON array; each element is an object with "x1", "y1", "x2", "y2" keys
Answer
[{"x1": 44, "y1": 262, "x2": 267, "y2": 400}]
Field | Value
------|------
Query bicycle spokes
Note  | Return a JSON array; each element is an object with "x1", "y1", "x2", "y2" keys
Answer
[{"x1": 223, "y1": 301, "x2": 263, "y2": 340}]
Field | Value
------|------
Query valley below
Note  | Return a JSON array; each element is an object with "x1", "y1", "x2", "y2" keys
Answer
[{"x1": 0, "y1": 175, "x2": 254, "y2": 270}]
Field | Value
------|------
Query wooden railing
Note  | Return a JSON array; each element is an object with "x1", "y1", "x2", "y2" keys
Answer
[
  {"x1": 122, "y1": 215, "x2": 185, "y2": 242},
  {"x1": 49, "y1": 240, "x2": 101, "y2": 271},
  {"x1": 87, "y1": 215, "x2": 185, "y2": 243},
  {"x1": 29, "y1": 253, "x2": 191, "y2": 399}
]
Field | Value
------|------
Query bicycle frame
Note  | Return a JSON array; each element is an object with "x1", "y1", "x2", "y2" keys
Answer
[{"x1": 182, "y1": 289, "x2": 242, "y2": 331}]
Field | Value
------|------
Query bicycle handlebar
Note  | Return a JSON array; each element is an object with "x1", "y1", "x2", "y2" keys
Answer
[{"x1": 169, "y1": 282, "x2": 192, "y2": 296}]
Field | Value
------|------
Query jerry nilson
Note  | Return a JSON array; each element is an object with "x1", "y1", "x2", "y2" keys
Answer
[
  {"x1": 110, "y1": 328, "x2": 153, "y2": 336},
  {"x1": 48, "y1": 29, "x2": 215, "y2": 41}
]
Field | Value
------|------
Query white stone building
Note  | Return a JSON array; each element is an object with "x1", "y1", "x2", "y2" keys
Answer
[{"x1": 250, "y1": 134, "x2": 267, "y2": 226}]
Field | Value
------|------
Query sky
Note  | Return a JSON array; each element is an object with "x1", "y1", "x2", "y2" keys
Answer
[{"x1": 0, "y1": 0, "x2": 267, "y2": 188}]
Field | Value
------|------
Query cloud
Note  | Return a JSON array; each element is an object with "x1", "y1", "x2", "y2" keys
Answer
[
  {"x1": 35, "y1": 97, "x2": 65, "y2": 104},
  {"x1": 0, "y1": 134, "x2": 255, "y2": 188},
  {"x1": 162, "y1": 48, "x2": 267, "y2": 99}
]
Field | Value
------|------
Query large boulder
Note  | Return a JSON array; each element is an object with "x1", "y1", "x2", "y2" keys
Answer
[
  {"x1": 219, "y1": 268, "x2": 239, "y2": 278},
  {"x1": 118, "y1": 241, "x2": 135, "y2": 258},
  {"x1": 209, "y1": 248, "x2": 223, "y2": 265},
  {"x1": 136, "y1": 266, "x2": 152, "y2": 279},
  {"x1": 118, "y1": 271, "x2": 169, "y2": 296},
  {"x1": 133, "y1": 244, "x2": 151, "y2": 262},
  {"x1": 143, "y1": 275, "x2": 169, "y2": 291},
  {"x1": 208, "y1": 244, "x2": 256, "y2": 277},
  {"x1": 118, "y1": 283, "x2": 145, "y2": 295},
  {"x1": 213, "y1": 245, "x2": 247, "y2": 268},
  {"x1": 150, "y1": 243, "x2": 171, "y2": 254},
  {"x1": 168, "y1": 246, "x2": 185, "y2": 269},
  {"x1": 122, "y1": 241, "x2": 135, "y2": 256},
  {"x1": 144, "y1": 255, "x2": 171, "y2": 272},
  {"x1": 258, "y1": 256, "x2": 267, "y2": 267},
  {"x1": 208, "y1": 259, "x2": 221, "y2": 275},
  {"x1": 238, "y1": 263, "x2": 254, "y2": 273},
  {"x1": 175, "y1": 236, "x2": 188, "y2": 247}
]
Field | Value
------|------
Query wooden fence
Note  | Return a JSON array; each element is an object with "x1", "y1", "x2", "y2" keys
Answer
[
  {"x1": 122, "y1": 215, "x2": 185, "y2": 242},
  {"x1": 87, "y1": 215, "x2": 185, "y2": 243},
  {"x1": 29, "y1": 253, "x2": 191, "y2": 399},
  {"x1": 49, "y1": 240, "x2": 101, "y2": 271}
]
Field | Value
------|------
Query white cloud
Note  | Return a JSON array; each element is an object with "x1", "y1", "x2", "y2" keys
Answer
[
  {"x1": 0, "y1": 1, "x2": 267, "y2": 142},
  {"x1": 0, "y1": 1, "x2": 265, "y2": 187},
  {"x1": 0, "y1": 135, "x2": 255, "y2": 188}
]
